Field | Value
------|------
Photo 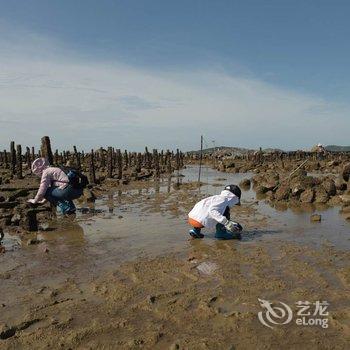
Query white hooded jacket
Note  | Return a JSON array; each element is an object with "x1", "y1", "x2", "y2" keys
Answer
[{"x1": 188, "y1": 190, "x2": 240, "y2": 229}]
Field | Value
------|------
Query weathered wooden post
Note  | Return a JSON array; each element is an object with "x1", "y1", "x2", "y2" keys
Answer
[
  {"x1": 54, "y1": 149, "x2": 59, "y2": 165},
  {"x1": 31, "y1": 146, "x2": 35, "y2": 161},
  {"x1": 145, "y1": 147, "x2": 151, "y2": 169},
  {"x1": 3, "y1": 150, "x2": 8, "y2": 169},
  {"x1": 153, "y1": 149, "x2": 160, "y2": 178},
  {"x1": 26, "y1": 147, "x2": 31, "y2": 170},
  {"x1": 166, "y1": 151, "x2": 172, "y2": 174},
  {"x1": 16, "y1": 144, "x2": 23, "y2": 179},
  {"x1": 40, "y1": 136, "x2": 54, "y2": 165},
  {"x1": 100, "y1": 148, "x2": 106, "y2": 168},
  {"x1": 107, "y1": 147, "x2": 113, "y2": 178},
  {"x1": 116, "y1": 149, "x2": 122, "y2": 179},
  {"x1": 73, "y1": 146, "x2": 81, "y2": 170},
  {"x1": 160, "y1": 150, "x2": 164, "y2": 166},
  {"x1": 24, "y1": 209, "x2": 38, "y2": 231},
  {"x1": 89, "y1": 149, "x2": 96, "y2": 184},
  {"x1": 10, "y1": 141, "x2": 16, "y2": 177},
  {"x1": 180, "y1": 151, "x2": 184, "y2": 168},
  {"x1": 124, "y1": 150, "x2": 129, "y2": 169},
  {"x1": 136, "y1": 153, "x2": 142, "y2": 173},
  {"x1": 175, "y1": 149, "x2": 180, "y2": 171}
]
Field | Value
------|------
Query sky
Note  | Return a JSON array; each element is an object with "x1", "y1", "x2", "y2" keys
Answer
[{"x1": 0, "y1": 0, "x2": 349, "y2": 151}]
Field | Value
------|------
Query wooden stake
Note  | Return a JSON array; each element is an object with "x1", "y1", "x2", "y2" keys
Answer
[
  {"x1": 16, "y1": 144, "x2": 23, "y2": 179},
  {"x1": 40, "y1": 136, "x2": 54, "y2": 165},
  {"x1": 198, "y1": 135, "x2": 203, "y2": 185},
  {"x1": 10, "y1": 141, "x2": 16, "y2": 176}
]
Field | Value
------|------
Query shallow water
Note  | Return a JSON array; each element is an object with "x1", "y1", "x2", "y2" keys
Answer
[{"x1": 1, "y1": 165, "x2": 349, "y2": 271}]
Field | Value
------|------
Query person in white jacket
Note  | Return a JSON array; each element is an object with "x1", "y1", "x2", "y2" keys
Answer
[{"x1": 188, "y1": 185, "x2": 243, "y2": 239}]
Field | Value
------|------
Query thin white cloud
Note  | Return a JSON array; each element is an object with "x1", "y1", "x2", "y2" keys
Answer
[{"x1": 0, "y1": 23, "x2": 348, "y2": 151}]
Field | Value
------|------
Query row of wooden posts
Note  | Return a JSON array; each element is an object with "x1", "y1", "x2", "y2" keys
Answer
[
  {"x1": 0, "y1": 136, "x2": 185, "y2": 183},
  {"x1": 189, "y1": 149, "x2": 350, "y2": 163}
]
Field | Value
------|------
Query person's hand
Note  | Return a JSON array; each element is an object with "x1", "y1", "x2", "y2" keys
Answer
[
  {"x1": 224, "y1": 220, "x2": 243, "y2": 232},
  {"x1": 38, "y1": 199, "x2": 47, "y2": 204},
  {"x1": 27, "y1": 199, "x2": 37, "y2": 204}
]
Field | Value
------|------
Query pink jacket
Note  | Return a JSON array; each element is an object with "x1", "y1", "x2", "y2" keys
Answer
[{"x1": 34, "y1": 167, "x2": 69, "y2": 202}]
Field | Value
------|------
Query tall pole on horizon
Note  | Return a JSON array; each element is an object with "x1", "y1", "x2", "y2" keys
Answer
[{"x1": 198, "y1": 135, "x2": 203, "y2": 186}]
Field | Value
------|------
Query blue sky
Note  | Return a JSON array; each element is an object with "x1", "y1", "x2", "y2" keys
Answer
[{"x1": 0, "y1": 0, "x2": 349, "y2": 151}]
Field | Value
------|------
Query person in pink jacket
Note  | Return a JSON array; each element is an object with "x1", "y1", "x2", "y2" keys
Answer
[{"x1": 27, "y1": 158, "x2": 83, "y2": 214}]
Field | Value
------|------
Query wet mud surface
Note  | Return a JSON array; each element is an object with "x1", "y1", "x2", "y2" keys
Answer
[{"x1": 1, "y1": 166, "x2": 349, "y2": 349}]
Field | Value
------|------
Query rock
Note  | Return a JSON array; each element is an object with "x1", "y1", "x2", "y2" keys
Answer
[
  {"x1": 239, "y1": 178, "x2": 251, "y2": 188},
  {"x1": 265, "y1": 191, "x2": 275, "y2": 201},
  {"x1": 224, "y1": 160, "x2": 235, "y2": 169},
  {"x1": 300, "y1": 188, "x2": 315, "y2": 203},
  {"x1": 7, "y1": 189, "x2": 29, "y2": 202},
  {"x1": 328, "y1": 160, "x2": 339, "y2": 167},
  {"x1": 314, "y1": 187, "x2": 329, "y2": 204},
  {"x1": 290, "y1": 169, "x2": 307, "y2": 178},
  {"x1": 335, "y1": 178, "x2": 347, "y2": 191},
  {"x1": 340, "y1": 205, "x2": 350, "y2": 214},
  {"x1": 260, "y1": 179, "x2": 279, "y2": 191},
  {"x1": 342, "y1": 163, "x2": 350, "y2": 182},
  {"x1": 340, "y1": 194, "x2": 350, "y2": 204},
  {"x1": 0, "y1": 201, "x2": 19, "y2": 209},
  {"x1": 340, "y1": 206, "x2": 350, "y2": 220},
  {"x1": 147, "y1": 295, "x2": 156, "y2": 304},
  {"x1": 328, "y1": 195, "x2": 342, "y2": 205},
  {"x1": 310, "y1": 214, "x2": 322, "y2": 222},
  {"x1": 0, "y1": 246, "x2": 5, "y2": 254},
  {"x1": 27, "y1": 238, "x2": 43, "y2": 245},
  {"x1": 10, "y1": 213, "x2": 21, "y2": 226},
  {"x1": 275, "y1": 185, "x2": 290, "y2": 201},
  {"x1": 290, "y1": 175, "x2": 318, "y2": 191},
  {"x1": 256, "y1": 186, "x2": 269, "y2": 195},
  {"x1": 0, "y1": 196, "x2": 5, "y2": 202},
  {"x1": 291, "y1": 185, "x2": 304, "y2": 197},
  {"x1": 83, "y1": 189, "x2": 96, "y2": 203},
  {"x1": 321, "y1": 178, "x2": 336, "y2": 196},
  {"x1": 40, "y1": 244, "x2": 49, "y2": 253},
  {"x1": 23, "y1": 210, "x2": 39, "y2": 231}
]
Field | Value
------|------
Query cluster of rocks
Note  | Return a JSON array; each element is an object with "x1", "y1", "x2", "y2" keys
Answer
[
  {"x1": 216, "y1": 156, "x2": 350, "y2": 177},
  {"x1": 0, "y1": 184, "x2": 53, "y2": 235},
  {"x1": 248, "y1": 163, "x2": 350, "y2": 220}
]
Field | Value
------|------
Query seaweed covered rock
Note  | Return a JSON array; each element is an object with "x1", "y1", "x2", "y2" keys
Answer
[
  {"x1": 335, "y1": 177, "x2": 347, "y2": 191},
  {"x1": 342, "y1": 163, "x2": 350, "y2": 182},
  {"x1": 275, "y1": 184, "x2": 290, "y2": 201},
  {"x1": 239, "y1": 178, "x2": 251, "y2": 189},
  {"x1": 300, "y1": 188, "x2": 315, "y2": 203},
  {"x1": 314, "y1": 187, "x2": 329, "y2": 204},
  {"x1": 321, "y1": 178, "x2": 336, "y2": 196}
]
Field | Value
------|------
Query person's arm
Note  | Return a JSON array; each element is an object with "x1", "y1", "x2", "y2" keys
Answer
[
  {"x1": 33, "y1": 170, "x2": 51, "y2": 202},
  {"x1": 208, "y1": 199, "x2": 229, "y2": 225},
  {"x1": 209, "y1": 199, "x2": 243, "y2": 232}
]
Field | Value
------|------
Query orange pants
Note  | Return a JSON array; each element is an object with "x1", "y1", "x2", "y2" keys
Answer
[{"x1": 188, "y1": 217, "x2": 204, "y2": 228}]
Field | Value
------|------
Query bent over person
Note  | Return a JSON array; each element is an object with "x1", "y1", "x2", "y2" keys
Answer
[
  {"x1": 28, "y1": 158, "x2": 86, "y2": 214},
  {"x1": 188, "y1": 185, "x2": 243, "y2": 240}
]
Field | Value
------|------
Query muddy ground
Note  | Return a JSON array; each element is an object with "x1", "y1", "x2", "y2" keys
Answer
[{"x1": 0, "y1": 166, "x2": 349, "y2": 349}]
